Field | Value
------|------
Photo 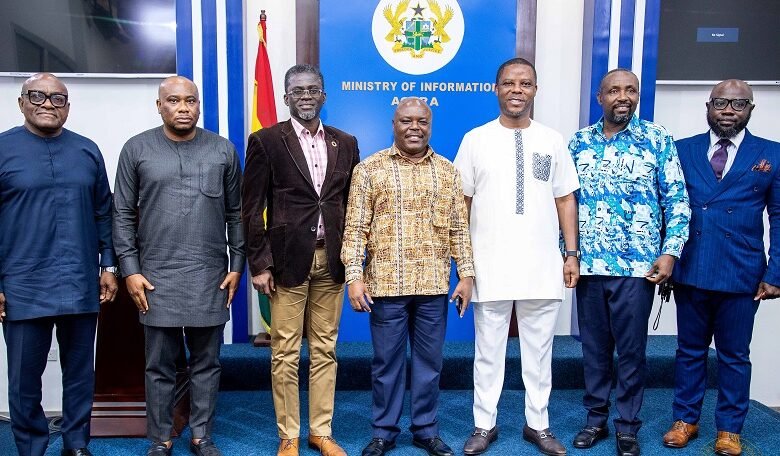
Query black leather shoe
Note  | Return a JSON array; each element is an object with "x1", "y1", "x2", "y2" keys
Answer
[
  {"x1": 522, "y1": 425, "x2": 567, "y2": 455},
  {"x1": 190, "y1": 437, "x2": 221, "y2": 456},
  {"x1": 362, "y1": 438, "x2": 396, "y2": 456},
  {"x1": 61, "y1": 449, "x2": 93, "y2": 456},
  {"x1": 147, "y1": 442, "x2": 172, "y2": 456},
  {"x1": 616, "y1": 433, "x2": 640, "y2": 456},
  {"x1": 464, "y1": 426, "x2": 498, "y2": 455},
  {"x1": 412, "y1": 436, "x2": 455, "y2": 456},
  {"x1": 573, "y1": 425, "x2": 609, "y2": 449}
]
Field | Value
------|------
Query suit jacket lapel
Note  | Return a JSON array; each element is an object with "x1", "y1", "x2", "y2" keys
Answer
[
  {"x1": 322, "y1": 129, "x2": 339, "y2": 192},
  {"x1": 280, "y1": 120, "x2": 315, "y2": 190},
  {"x1": 689, "y1": 133, "x2": 719, "y2": 191},
  {"x1": 709, "y1": 131, "x2": 761, "y2": 200}
]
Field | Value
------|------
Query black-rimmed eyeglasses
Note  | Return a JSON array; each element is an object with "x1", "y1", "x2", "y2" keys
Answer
[
  {"x1": 709, "y1": 98, "x2": 753, "y2": 112},
  {"x1": 287, "y1": 88, "x2": 324, "y2": 98},
  {"x1": 21, "y1": 90, "x2": 68, "y2": 108}
]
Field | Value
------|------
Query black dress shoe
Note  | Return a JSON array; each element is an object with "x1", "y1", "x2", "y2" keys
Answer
[
  {"x1": 362, "y1": 438, "x2": 396, "y2": 456},
  {"x1": 522, "y1": 425, "x2": 567, "y2": 455},
  {"x1": 464, "y1": 426, "x2": 498, "y2": 455},
  {"x1": 147, "y1": 442, "x2": 172, "y2": 456},
  {"x1": 616, "y1": 433, "x2": 640, "y2": 456},
  {"x1": 412, "y1": 436, "x2": 455, "y2": 456},
  {"x1": 61, "y1": 449, "x2": 93, "y2": 456},
  {"x1": 573, "y1": 425, "x2": 609, "y2": 448},
  {"x1": 190, "y1": 437, "x2": 221, "y2": 456}
]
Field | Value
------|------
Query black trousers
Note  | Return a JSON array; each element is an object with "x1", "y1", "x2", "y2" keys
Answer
[
  {"x1": 143, "y1": 324, "x2": 224, "y2": 442},
  {"x1": 576, "y1": 276, "x2": 655, "y2": 434}
]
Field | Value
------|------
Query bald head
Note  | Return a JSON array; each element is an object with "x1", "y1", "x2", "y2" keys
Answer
[
  {"x1": 22, "y1": 72, "x2": 66, "y2": 94},
  {"x1": 394, "y1": 97, "x2": 432, "y2": 120},
  {"x1": 158, "y1": 76, "x2": 199, "y2": 99},
  {"x1": 709, "y1": 79, "x2": 753, "y2": 101},
  {"x1": 157, "y1": 76, "x2": 200, "y2": 141}
]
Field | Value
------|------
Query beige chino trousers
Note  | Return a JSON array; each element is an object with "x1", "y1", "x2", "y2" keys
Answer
[{"x1": 269, "y1": 247, "x2": 344, "y2": 439}]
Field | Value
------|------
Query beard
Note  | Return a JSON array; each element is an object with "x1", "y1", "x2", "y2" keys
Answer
[
  {"x1": 297, "y1": 110, "x2": 316, "y2": 121},
  {"x1": 604, "y1": 104, "x2": 634, "y2": 125},
  {"x1": 708, "y1": 111, "x2": 751, "y2": 138},
  {"x1": 292, "y1": 104, "x2": 320, "y2": 121}
]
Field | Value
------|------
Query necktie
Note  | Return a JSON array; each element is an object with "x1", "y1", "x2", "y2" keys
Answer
[
  {"x1": 515, "y1": 130, "x2": 524, "y2": 214},
  {"x1": 710, "y1": 138, "x2": 730, "y2": 180}
]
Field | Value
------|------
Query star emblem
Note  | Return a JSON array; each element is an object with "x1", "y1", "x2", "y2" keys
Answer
[{"x1": 412, "y1": 3, "x2": 425, "y2": 16}]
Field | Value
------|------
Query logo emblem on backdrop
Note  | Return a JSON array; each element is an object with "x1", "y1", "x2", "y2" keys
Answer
[{"x1": 372, "y1": 0, "x2": 465, "y2": 75}]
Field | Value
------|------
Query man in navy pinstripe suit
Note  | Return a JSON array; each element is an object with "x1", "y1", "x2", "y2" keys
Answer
[{"x1": 663, "y1": 79, "x2": 780, "y2": 456}]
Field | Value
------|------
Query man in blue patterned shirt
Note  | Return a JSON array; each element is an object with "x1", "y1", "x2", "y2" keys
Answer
[{"x1": 568, "y1": 69, "x2": 690, "y2": 456}]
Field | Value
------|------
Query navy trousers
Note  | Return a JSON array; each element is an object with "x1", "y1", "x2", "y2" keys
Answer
[
  {"x1": 671, "y1": 283, "x2": 758, "y2": 433},
  {"x1": 369, "y1": 294, "x2": 448, "y2": 442},
  {"x1": 576, "y1": 276, "x2": 655, "y2": 434},
  {"x1": 3, "y1": 313, "x2": 98, "y2": 456}
]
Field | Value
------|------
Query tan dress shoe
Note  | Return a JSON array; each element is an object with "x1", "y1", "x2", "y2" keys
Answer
[
  {"x1": 715, "y1": 431, "x2": 742, "y2": 456},
  {"x1": 277, "y1": 438, "x2": 299, "y2": 456},
  {"x1": 308, "y1": 435, "x2": 347, "y2": 456},
  {"x1": 662, "y1": 420, "x2": 699, "y2": 448}
]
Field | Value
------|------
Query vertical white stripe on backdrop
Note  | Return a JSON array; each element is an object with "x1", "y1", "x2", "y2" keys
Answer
[
  {"x1": 632, "y1": 0, "x2": 646, "y2": 112},
  {"x1": 215, "y1": 2, "x2": 233, "y2": 344},
  {"x1": 608, "y1": 0, "x2": 621, "y2": 70},
  {"x1": 191, "y1": 0, "x2": 205, "y2": 129},
  {"x1": 215, "y1": 0, "x2": 230, "y2": 140}
]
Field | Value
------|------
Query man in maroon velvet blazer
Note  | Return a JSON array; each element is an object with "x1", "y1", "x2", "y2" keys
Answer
[{"x1": 242, "y1": 64, "x2": 360, "y2": 456}]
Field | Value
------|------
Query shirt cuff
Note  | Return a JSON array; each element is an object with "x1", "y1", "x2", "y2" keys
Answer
[
  {"x1": 662, "y1": 237, "x2": 685, "y2": 259},
  {"x1": 345, "y1": 265, "x2": 363, "y2": 284},
  {"x1": 119, "y1": 256, "x2": 142, "y2": 277},
  {"x1": 229, "y1": 254, "x2": 245, "y2": 274},
  {"x1": 99, "y1": 249, "x2": 118, "y2": 268},
  {"x1": 456, "y1": 262, "x2": 476, "y2": 279}
]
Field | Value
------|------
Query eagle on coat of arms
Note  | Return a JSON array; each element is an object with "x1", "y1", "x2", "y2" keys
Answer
[{"x1": 382, "y1": 0, "x2": 454, "y2": 58}]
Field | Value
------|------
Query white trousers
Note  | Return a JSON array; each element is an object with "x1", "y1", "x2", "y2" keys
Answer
[{"x1": 472, "y1": 299, "x2": 561, "y2": 431}]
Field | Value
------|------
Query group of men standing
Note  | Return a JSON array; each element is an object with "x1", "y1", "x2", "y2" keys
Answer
[{"x1": 0, "y1": 58, "x2": 777, "y2": 456}]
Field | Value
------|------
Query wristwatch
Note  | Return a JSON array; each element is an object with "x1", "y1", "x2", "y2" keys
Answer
[
  {"x1": 564, "y1": 250, "x2": 581, "y2": 260},
  {"x1": 101, "y1": 266, "x2": 120, "y2": 277}
]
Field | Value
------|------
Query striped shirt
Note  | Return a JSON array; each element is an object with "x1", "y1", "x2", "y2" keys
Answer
[
  {"x1": 341, "y1": 145, "x2": 475, "y2": 297},
  {"x1": 291, "y1": 118, "x2": 327, "y2": 239}
]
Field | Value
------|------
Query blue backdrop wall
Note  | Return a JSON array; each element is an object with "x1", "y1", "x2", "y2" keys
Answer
[{"x1": 320, "y1": 0, "x2": 517, "y2": 341}]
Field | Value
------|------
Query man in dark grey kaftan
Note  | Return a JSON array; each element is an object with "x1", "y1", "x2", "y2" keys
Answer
[{"x1": 113, "y1": 76, "x2": 244, "y2": 456}]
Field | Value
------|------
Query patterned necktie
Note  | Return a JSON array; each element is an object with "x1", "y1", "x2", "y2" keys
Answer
[
  {"x1": 710, "y1": 138, "x2": 730, "y2": 180},
  {"x1": 515, "y1": 130, "x2": 524, "y2": 214}
]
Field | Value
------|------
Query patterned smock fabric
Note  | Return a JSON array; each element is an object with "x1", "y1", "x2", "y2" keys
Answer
[{"x1": 341, "y1": 145, "x2": 475, "y2": 297}]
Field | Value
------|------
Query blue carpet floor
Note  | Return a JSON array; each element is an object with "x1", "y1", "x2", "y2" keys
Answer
[{"x1": 3, "y1": 389, "x2": 778, "y2": 455}]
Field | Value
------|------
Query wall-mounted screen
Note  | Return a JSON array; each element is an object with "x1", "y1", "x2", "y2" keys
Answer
[
  {"x1": 0, "y1": 0, "x2": 176, "y2": 77},
  {"x1": 657, "y1": 0, "x2": 780, "y2": 84}
]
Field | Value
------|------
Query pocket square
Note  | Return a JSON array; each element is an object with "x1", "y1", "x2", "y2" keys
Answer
[{"x1": 752, "y1": 159, "x2": 772, "y2": 172}]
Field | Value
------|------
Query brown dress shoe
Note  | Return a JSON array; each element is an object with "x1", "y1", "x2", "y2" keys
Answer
[
  {"x1": 715, "y1": 431, "x2": 742, "y2": 456},
  {"x1": 464, "y1": 426, "x2": 498, "y2": 455},
  {"x1": 663, "y1": 420, "x2": 699, "y2": 448},
  {"x1": 308, "y1": 435, "x2": 347, "y2": 456},
  {"x1": 522, "y1": 425, "x2": 567, "y2": 455},
  {"x1": 277, "y1": 438, "x2": 300, "y2": 456}
]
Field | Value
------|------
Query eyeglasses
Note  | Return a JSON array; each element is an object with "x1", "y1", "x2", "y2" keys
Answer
[
  {"x1": 287, "y1": 88, "x2": 324, "y2": 98},
  {"x1": 21, "y1": 90, "x2": 68, "y2": 108},
  {"x1": 709, "y1": 98, "x2": 752, "y2": 112}
]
